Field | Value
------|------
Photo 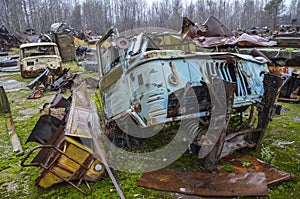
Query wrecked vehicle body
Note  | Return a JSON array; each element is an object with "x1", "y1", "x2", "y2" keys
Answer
[
  {"x1": 19, "y1": 42, "x2": 62, "y2": 78},
  {"x1": 96, "y1": 28, "x2": 283, "y2": 170}
]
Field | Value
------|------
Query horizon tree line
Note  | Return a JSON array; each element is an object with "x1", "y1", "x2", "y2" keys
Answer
[{"x1": 0, "y1": 0, "x2": 299, "y2": 35}]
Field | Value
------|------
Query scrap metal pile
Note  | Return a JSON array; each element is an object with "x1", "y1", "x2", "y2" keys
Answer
[
  {"x1": 181, "y1": 16, "x2": 277, "y2": 48},
  {"x1": 0, "y1": 25, "x2": 20, "y2": 51},
  {"x1": 182, "y1": 16, "x2": 300, "y2": 48},
  {"x1": 14, "y1": 16, "x2": 298, "y2": 197},
  {"x1": 182, "y1": 16, "x2": 300, "y2": 102},
  {"x1": 0, "y1": 25, "x2": 40, "y2": 51},
  {"x1": 21, "y1": 82, "x2": 106, "y2": 194},
  {"x1": 97, "y1": 27, "x2": 285, "y2": 170},
  {"x1": 26, "y1": 68, "x2": 77, "y2": 99},
  {"x1": 39, "y1": 23, "x2": 77, "y2": 62}
]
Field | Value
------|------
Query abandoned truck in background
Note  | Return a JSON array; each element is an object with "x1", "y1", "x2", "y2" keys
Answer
[
  {"x1": 19, "y1": 42, "x2": 62, "y2": 78},
  {"x1": 96, "y1": 28, "x2": 283, "y2": 170}
]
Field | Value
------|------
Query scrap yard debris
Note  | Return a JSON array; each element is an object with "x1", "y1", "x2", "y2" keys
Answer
[
  {"x1": 96, "y1": 27, "x2": 284, "y2": 172},
  {"x1": 0, "y1": 86, "x2": 23, "y2": 155},
  {"x1": 3, "y1": 16, "x2": 297, "y2": 197},
  {"x1": 26, "y1": 68, "x2": 77, "y2": 99},
  {"x1": 138, "y1": 154, "x2": 294, "y2": 197},
  {"x1": 182, "y1": 16, "x2": 300, "y2": 101},
  {"x1": 0, "y1": 25, "x2": 20, "y2": 51},
  {"x1": 21, "y1": 82, "x2": 106, "y2": 194}
]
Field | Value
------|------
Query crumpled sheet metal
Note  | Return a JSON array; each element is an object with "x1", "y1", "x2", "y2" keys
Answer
[
  {"x1": 229, "y1": 33, "x2": 277, "y2": 47},
  {"x1": 202, "y1": 16, "x2": 234, "y2": 37},
  {"x1": 13, "y1": 31, "x2": 39, "y2": 43},
  {"x1": 22, "y1": 81, "x2": 106, "y2": 194},
  {"x1": 182, "y1": 17, "x2": 277, "y2": 48},
  {"x1": 182, "y1": 16, "x2": 233, "y2": 38},
  {"x1": 138, "y1": 169, "x2": 268, "y2": 196},
  {"x1": 192, "y1": 36, "x2": 236, "y2": 48}
]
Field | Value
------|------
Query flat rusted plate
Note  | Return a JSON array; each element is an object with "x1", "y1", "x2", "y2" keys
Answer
[
  {"x1": 138, "y1": 169, "x2": 268, "y2": 196},
  {"x1": 218, "y1": 154, "x2": 295, "y2": 185},
  {"x1": 25, "y1": 115, "x2": 65, "y2": 145}
]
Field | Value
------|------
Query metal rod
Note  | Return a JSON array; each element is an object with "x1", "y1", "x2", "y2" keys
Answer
[
  {"x1": 0, "y1": 86, "x2": 23, "y2": 155},
  {"x1": 88, "y1": 122, "x2": 125, "y2": 199}
]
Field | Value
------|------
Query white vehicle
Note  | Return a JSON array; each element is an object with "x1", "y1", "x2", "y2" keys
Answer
[{"x1": 19, "y1": 42, "x2": 62, "y2": 78}]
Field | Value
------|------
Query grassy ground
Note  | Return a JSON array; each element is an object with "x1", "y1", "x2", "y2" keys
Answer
[
  {"x1": 260, "y1": 102, "x2": 300, "y2": 199},
  {"x1": 0, "y1": 65, "x2": 299, "y2": 199}
]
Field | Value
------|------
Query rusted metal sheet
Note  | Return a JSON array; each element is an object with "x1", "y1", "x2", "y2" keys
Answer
[
  {"x1": 202, "y1": 16, "x2": 234, "y2": 37},
  {"x1": 138, "y1": 169, "x2": 268, "y2": 196},
  {"x1": 181, "y1": 17, "x2": 235, "y2": 48},
  {"x1": 40, "y1": 23, "x2": 76, "y2": 62},
  {"x1": 13, "y1": 31, "x2": 39, "y2": 43},
  {"x1": 56, "y1": 33, "x2": 77, "y2": 62},
  {"x1": 181, "y1": 16, "x2": 233, "y2": 38},
  {"x1": 138, "y1": 154, "x2": 294, "y2": 197},
  {"x1": 272, "y1": 36, "x2": 300, "y2": 47},
  {"x1": 21, "y1": 126, "x2": 105, "y2": 194},
  {"x1": 65, "y1": 82, "x2": 99, "y2": 139},
  {"x1": 198, "y1": 79, "x2": 235, "y2": 171},
  {"x1": 0, "y1": 86, "x2": 23, "y2": 155},
  {"x1": 218, "y1": 154, "x2": 295, "y2": 186},
  {"x1": 22, "y1": 81, "x2": 128, "y2": 195},
  {"x1": 50, "y1": 92, "x2": 72, "y2": 109},
  {"x1": 25, "y1": 115, "x2": 65, "y2": 145},
  {"x1": 22, "y1": 81, "x2": 105, "y2": 194},
  {"x1": 249, "y1": 48, "x2": 273, "y2": 63}
]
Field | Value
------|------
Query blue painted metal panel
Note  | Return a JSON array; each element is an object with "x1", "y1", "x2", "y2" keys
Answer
[{"x1": 97, "y1": 30, "x2": 269, "y2": 127}]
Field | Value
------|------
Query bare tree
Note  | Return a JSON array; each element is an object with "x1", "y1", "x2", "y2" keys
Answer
[
  {"x1": 0, "y1": 0, "x2": 297, "y2": 37},
  {"x1": 71, "y1": 3, "x2": 82, "y2": 31},
  {"x1": 171, "y1": 0, "x2": 183, "y2": 30},
  {"x1": 264, "y1": 0, "x2": 284, "y2": 29}
]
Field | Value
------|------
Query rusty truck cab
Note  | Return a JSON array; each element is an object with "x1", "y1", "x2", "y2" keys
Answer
[{"x1": 19, "y1": 42, "x2": 62, "y2": 78}]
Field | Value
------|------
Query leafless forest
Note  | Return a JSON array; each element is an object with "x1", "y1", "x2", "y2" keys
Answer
[{"x1": 1, "y1": 0, "x2": 300, "y2": 34}]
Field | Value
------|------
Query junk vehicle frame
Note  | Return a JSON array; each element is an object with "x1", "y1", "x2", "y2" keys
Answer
[
  {"x1": 96, "y1": 28, "x2": 283, "y2": 171},
  {"x1": 19, "y1": 42, "x2": 62, "y2": 78}
]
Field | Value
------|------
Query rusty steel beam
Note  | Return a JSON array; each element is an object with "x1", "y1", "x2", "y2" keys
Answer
[{"x1": 0, "y1": 86, "x2": 23, "y2": 155}]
